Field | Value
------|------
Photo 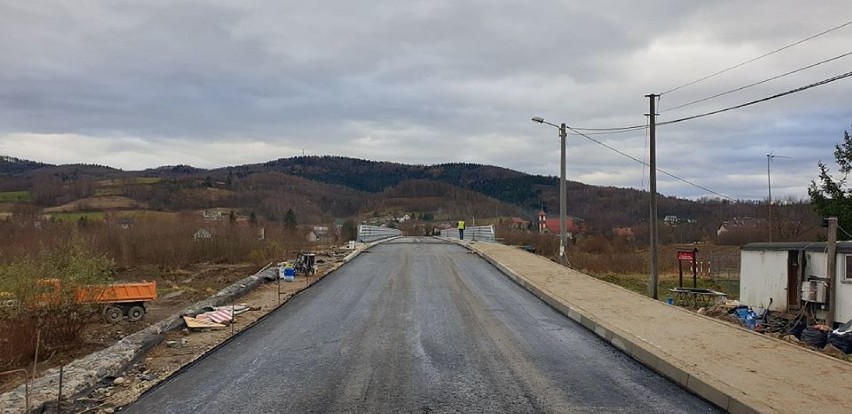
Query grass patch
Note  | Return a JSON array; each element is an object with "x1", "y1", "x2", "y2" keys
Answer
[
  {"x1": 588, "y1": 272, "x2": 740, "y2": 300},
  {"x1": 118, "y1": 210, "x2": 178, "y2": 219},
  {"x1": 50, "y1": 212, "x2": 106, "y2": 222},
  {"x1": 0, "y1": 191, "x2": 31, "y2": 202},
  {"x1": 95, "y1": 177, "x2": 161, "y2": 187}
]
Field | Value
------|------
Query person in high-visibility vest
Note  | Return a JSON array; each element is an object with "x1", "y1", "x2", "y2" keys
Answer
[{"x1": 457, "y1": 220, "x2": 466, "y2": 240}]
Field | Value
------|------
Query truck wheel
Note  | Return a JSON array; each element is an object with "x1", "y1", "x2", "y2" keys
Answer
[
  {"x1": 127, "y1": 305, "x2": 145, "y2": 322},
  {"x1": 103, "y1": 306, "x2": 123, "y2": 323}
]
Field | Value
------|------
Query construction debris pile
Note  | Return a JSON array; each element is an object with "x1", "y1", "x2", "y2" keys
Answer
[
  {"x1": 182, "y1": 304, "x2": 256, "y2": 330},
  {"x1": 699, "y1": 301, "x2": 852, "y2": 360}
]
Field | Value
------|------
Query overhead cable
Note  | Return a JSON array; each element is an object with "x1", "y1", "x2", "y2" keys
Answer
[
  {"x1": 566, "y1": 127, "x2": 646, "y2": 136},
  {"x1": 660, "y1": 18, "x2": 852, "y2": 95},
  {"x1": 662, "y1": 50, "x2": 852, "y2": 113},
  {"x1": 565, "y1": 69, "x2": 852, "y2": 133},
  {"x1": 563, "y1": 125, "x2": 737, "y2": 201},
  {"x1": 659, "y1": 69, "x2": 852, "y2": 126},
  {"x1": 569, "y1": 124, "x2": 646, "y2": 132}
]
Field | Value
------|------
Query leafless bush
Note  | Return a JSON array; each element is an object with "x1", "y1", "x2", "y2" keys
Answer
[{"x1": 0, "y1": 241, "x2": 112, "y2": 368}]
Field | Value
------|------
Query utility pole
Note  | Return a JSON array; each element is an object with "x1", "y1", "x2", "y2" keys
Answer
[
  {"x1": 766, "y1": 152, "x2": 790, "y2": 242},
  {"x1": 646, "y1": 94, "x2": 659, "y2": 300},
  {"x1": 559, "y1": 123, "x2": 567, "y2": 266},
  {"x1": 530, "y1": 116, "x2": 569, "y2": 267},
  {"x1": 826, "y1": 217, "x2": 838, "y2": 327},
  {"x1": 767, "y1": 154, "x2": 773, "y2": 242}
]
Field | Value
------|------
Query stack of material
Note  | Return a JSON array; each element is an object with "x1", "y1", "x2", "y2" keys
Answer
[
  {"x1": 196, "y1": 308, "x2": 234, "y2": 324},
  {"x1": 183, "y1": 316, "x2": 226, "y2": 330},
  {"x1": 183, "y1": 304, "x2": 252, "y2": 330}
]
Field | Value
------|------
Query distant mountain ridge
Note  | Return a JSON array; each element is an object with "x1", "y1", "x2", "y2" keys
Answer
[{"x1": 0, "y1": 154, "x2": 754, "y2": 236}]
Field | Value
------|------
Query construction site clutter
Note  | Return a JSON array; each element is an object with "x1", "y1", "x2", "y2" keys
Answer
[{"x1": 699, "y1": 301, "x2": 852, "y2": 360}]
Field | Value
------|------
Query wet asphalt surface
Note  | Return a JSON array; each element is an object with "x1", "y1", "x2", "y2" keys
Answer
[{"x1": 125, "y1": 238, "x2": 720, "y2": 413}]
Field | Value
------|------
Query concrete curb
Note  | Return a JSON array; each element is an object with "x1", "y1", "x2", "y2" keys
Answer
[{"x1": 459, "y1": 241, "x2": 765, "y2": 414}]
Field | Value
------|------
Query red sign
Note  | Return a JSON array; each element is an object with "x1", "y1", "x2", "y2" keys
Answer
[{"x1": 677, "y1": 251, "x2": 695, "y2": 262}]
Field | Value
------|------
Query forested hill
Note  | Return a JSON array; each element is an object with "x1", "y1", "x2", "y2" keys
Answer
[
  {"x1": 222, "y1": 156, "x2": 553, "y2": 210},
  {"x1": 1, "y1": 154, "x2": 762, "y2": 235},
  {"x1": 0, "y1": 155, "x2": 52, "y2": 175},
  {"x1": 217, "y1": 156, "x2": 737, "y2": 232}
]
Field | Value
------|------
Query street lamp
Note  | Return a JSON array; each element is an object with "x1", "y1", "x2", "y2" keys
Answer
[{"x1": 531, "y1": 116, "x2": 568, "y2": 266}]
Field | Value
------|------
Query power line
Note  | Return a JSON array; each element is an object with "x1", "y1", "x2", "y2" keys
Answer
[
  {"x1": 659, "y1": 69, "x2": 852, "y2": 126},
  {"x1": 662, "y1": 50, "x2": 852, "y2": 113},
  {"x1": 566, "y1": 127, "x2": 646, "y2": 136},
  {"x1": 566, "y1": 68, "x2": 852, "y2": 133},
  {"x1": 563, "y1": 125, "x2": 737, "y2": 201},
  {"x1": 569, "y1": 124, "x2": 645, "y2": 132},
  {"x1": 660, "y1": 18, "x2": 852, "y2": 96}
]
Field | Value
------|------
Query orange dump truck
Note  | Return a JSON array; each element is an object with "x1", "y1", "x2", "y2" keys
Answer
[{"x1": 37, "y1": 279, "x2": 157, "y2": 323}]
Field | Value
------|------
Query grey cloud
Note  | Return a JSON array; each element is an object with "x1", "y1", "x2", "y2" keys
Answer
[{"x1": 0, "y1": 0, "x2": 850, "y2": 202}]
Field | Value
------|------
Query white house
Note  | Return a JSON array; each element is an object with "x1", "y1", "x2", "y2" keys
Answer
[
  {"x1": 193, "y1": 228, "x2": 214, "y2": 241},
  {"x1": 740, "y1": 241, "x2": 852, "y2": 326}
]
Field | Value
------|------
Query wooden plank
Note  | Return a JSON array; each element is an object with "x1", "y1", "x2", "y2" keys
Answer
[{"x1": 183, "y1": 315, "x2": 226, "y2": 330}]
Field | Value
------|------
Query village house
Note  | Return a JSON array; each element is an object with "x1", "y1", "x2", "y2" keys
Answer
[
  {"x1": 718, "y1": 216, "x2": 764, "y2": 236},
  {"x1": 307, "y1": 226, "x2": 333, "y2": 242},
  {"x1": 193, "y1": 228, "x2": 213, "y2": 241},
  {"x1": 201, "y1": 210, "x2": 224, "y2": 221},
  {"x1": 537, "y1": 210, "x2": 582, "y2": 239},
  {"x1": 511, "y1": 217, "x2": 530, "y2": 230}
]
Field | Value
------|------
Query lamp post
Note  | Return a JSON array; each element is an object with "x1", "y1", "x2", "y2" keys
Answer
[{"x1": 531, "y1": 116, "x2": 567, "y2": 266}]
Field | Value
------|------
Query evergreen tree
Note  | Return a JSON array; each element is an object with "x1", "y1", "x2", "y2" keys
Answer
[
  {"x1": 809, "y1": 126, "x2": 852, "y2": 239},
  {"x1": 341, "y1": 219, "x2": 358, "y2": 241},
  {"x1": 284, "y1": 208, "x2": 297, "y2": 230}
]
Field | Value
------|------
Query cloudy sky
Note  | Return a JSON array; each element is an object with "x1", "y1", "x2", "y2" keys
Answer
[{"x1": 1, "y1": 1, "x2": 850, "y2": 201}]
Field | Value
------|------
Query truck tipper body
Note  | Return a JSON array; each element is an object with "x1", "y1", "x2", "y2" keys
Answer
[{"x1": 37, "y1": 279, "x2": 157, "y2": 322}]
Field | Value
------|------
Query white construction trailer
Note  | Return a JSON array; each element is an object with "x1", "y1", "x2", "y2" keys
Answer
[{"x1": 740, "y1": 242, "x2": 852, "y2": 327}]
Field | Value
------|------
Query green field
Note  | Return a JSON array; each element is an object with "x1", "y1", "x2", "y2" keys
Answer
[
  {"x1": 95, "y1": 177, "x2": 162, "y2": 186},
  {"x1": 0, "y1": 191, "x2": 31, "y2": 202}
]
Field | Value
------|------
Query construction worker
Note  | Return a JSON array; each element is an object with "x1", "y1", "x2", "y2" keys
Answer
[{"x1": 457, "y1": 220, "x2": 466, "y2": 240}]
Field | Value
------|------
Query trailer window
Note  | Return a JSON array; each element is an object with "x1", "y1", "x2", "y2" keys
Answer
[{"x1": 846, "y1": 255, "x2": 852, "y2": 281}]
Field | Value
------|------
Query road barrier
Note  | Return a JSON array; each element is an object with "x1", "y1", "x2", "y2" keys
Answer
[
  {"x1": 441, "y1": 225, "x2": 496, "y2": 242},
  {"x1": 357, "y1": 225, "x2": 402, "y2": 243}
]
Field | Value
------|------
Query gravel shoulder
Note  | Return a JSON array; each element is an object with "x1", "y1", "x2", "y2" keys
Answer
[{"x1": 0, "y1": 249, "x2": 355, "y2": 414}]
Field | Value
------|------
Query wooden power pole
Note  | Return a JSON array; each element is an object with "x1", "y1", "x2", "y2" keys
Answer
[
  {"x1": 826, "y1": 217, "x2": 838, "y2": 327},
  {"x1": 647, "y1": 94, "x2": 659, "y2": 300}
]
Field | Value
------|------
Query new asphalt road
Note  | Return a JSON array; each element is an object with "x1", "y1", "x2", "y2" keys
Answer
[{"x1": 125, "y1": 238, "x2": 719, "y2": 413}]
